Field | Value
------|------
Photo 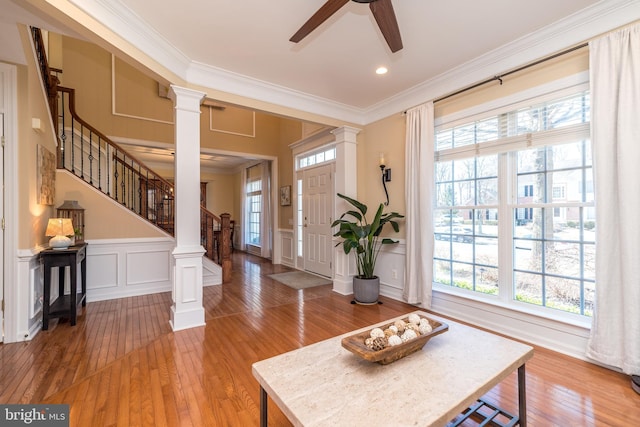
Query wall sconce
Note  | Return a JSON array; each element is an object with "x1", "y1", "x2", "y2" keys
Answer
[
  {"x1": 379, "y1": 153, "x2": 391, "y2": 206},
  {"x1": 45, "y1": 218, "x2": 74, "y2": 249}
]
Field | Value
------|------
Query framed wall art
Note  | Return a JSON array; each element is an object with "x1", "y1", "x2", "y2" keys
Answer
[
  {"x1": 37, "y1": 144, "x2": 56, "y2": 205},
  {"x1": 280, "y1": 185, "x2": 291, "y2": 206}
]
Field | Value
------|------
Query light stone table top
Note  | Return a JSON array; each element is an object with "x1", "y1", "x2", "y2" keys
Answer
[{"x1": 252, "y1": 310, "x2": 534, "y2": 427}]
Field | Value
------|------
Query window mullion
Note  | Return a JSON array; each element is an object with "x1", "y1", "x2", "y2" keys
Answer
[{"x1": 497, "y1": 152, "x2": 513, "y2": 303}]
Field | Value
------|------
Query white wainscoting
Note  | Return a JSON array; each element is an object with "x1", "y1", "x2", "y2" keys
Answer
[
  {"x1": 85, "y1": 237, "x2": 178, "y2": 302},
  {"x1": 279, "y1": 229, "x2": 295, "y2": 268},
  {"x1": 333, "y1": 240, "x2": 406, "y2": 298},
  {"x1": 12, "y1": 237, "x2": 220, "y2": 343}
]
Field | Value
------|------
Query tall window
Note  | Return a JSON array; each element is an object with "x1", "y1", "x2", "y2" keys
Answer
[
  {"x1": 434, "y1": 89, "x2": 594, "y2": 318},
  {"x1": 297, "y1": 178, "x2": 303, "y2": 256},
  {"x1": 246, "y1": 165, "x2": 262, "y2": 247}
]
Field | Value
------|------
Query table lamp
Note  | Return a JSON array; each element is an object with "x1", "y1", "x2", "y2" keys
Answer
[{"x1": 45, "y1": 218, "x2": 74, "y2": 249}]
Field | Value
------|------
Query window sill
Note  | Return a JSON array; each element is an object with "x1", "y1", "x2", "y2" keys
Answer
[{"x1": 432, "y1": 283, "x2": 592, "y2": 331}]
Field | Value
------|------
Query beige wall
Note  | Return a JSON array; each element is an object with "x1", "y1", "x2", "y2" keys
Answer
[
  {"x1": 435, "y1": 48, "x2": 589, "y2": 117},
  {"x1": 358, "y1": 115, "x2": 406, "y2": 238},
  {"x1": 55, "y1": 171, "x2": 165, "y2": 239},
  {"x1": 61, "y1": 37, "x2": 175, "y2": 143},
  {"x1": 16, "y1": 26, "x2": 59, "y2": 249},
  {"x1": 356, "y1": 47, "x2": 590, "y2": 241},
  {"x1": 202, "y1": 172, "x2": 238, "y2": 220},
  {"x1": 277, "y1": 120, "x2": 302, "y2": 228},
  {"x1": 57, "y1": 34, "x2": 306, "y2": 238}
]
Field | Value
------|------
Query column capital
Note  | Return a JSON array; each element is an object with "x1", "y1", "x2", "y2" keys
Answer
[
  {"x1": 331, "y1": 126, "x2": 362, "y2": 144},
  {"x1": 169, "y1": 85, "x2": 206, "y2": 112}
]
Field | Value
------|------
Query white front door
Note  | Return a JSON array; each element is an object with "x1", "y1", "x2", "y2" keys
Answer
[{"x1": 303, "y1": 164, "x2": 333, "y2": 277}]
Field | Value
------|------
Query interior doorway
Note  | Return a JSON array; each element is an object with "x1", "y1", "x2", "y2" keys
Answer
[{"x1": 302, "y1": 163, "x2": 333, "y2": 277}]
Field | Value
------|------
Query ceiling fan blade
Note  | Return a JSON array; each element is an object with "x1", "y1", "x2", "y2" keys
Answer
[
  {"x1": 369, "y1": 0, "x2": 403, "y2": 52},
  {"x1": 290, "y1": 0, "x2": 350, "y2": 43}
]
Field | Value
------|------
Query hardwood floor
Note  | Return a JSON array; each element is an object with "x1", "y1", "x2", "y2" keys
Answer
[{"x1": 1, "y1": 252, "x2": 638, "y2": 426}]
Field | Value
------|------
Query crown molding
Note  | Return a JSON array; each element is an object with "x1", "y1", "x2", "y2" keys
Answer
[
  {"x1": 68, "y1": 0, "x2": 640, "y2": 126},
  {"x1": 363, "y1": 0, "x2": 640, "y2": 123},
  {"x1": 68, "y1": 0, "x2": 191, "y2": 76},
  {"x1": 187, "y1": 61, "x2": 367, "y2": 125}
]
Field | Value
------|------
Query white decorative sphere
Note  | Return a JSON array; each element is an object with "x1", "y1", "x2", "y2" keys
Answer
[
  {"x1": 394, "y1": 319, "x2": 407, "y2": 333},
  {"x1": 370, "y1": 327, "x2": 385, "y2": 339},
  {"x1": 408, "y1": 313, "x2": 421, "y2": 325},
  {"x1": 419, "y1": 322, "x2": 433, "y2": 335},
  {"x1": 401, "y1": 329, "x2": 418, "y2": 342},
  {"x1": 387, "y1": 335, "x2": 403, "y2": 346}
]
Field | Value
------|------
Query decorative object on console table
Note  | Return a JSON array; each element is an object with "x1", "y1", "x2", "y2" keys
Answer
[
  {"x1": 45, "y1": 218, "x2": 74, "y2": 250},
  {"x1": 57, "y1": 200, "x2": 85, "y2": 244},
  {"x1": 280, "y1": 185, "x2": 291, "y2": 206},
  {"x1": 331, "y1": 193, "x2": 404, "y2": 305}
]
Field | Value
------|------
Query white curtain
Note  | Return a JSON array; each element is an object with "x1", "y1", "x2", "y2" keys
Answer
[
  {"x1": 261, "y1": 160, "x2": 273, "y2": 259},
  {"x1": 586, "y1": 23, "x2": 640, "y2": 375},
  {"x1": 240, "y1": 167, "x2": 248, "y2": 251},
  {"x1": 404, "y1": 102, "x2": 435, "y2": 306}
]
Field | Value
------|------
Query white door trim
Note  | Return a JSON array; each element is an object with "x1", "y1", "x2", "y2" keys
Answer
[{"x1": 0, "y1": 62, "x2": 18, "y2": 342}]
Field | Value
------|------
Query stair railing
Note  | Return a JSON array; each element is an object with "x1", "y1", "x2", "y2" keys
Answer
[{"x1": 30, "y1": 27, "x2": 232, "y2": 278}]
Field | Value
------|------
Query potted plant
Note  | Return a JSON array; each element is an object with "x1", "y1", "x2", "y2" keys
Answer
[{"x1": 331, "y1": 193, "x2": 404, "y2": 304}]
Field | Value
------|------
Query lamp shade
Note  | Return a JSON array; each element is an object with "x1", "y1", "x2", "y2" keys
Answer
[{"x1": 46, "y1": 218, "x2": 74, "y2": 249}]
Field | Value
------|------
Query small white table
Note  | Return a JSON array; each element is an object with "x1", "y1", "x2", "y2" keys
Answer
[{"x1": 252, "y1": 311, "x2": 533, "y2": 427}]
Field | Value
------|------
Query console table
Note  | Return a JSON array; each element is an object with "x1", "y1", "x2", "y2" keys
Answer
[
  {"x1": 253, "y1": 311, "x2": 534, "y2": 426},
  {"x1": 40, "y1": 243, "x2": 87, "y2": 330}
]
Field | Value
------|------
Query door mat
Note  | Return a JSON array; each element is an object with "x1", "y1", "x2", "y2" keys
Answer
[{"x1": 267, "y1": 271, "x2": 332, "y2": 290}]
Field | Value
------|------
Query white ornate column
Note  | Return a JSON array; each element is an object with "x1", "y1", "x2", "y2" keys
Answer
[
  {"x1": 169, "y1": 85, "x2": 206, "y2": 331},
  {"x1": 332, "y1": 126, "x2": 361, "y2": 295}
]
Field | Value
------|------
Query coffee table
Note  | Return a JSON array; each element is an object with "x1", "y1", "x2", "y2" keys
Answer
[{"x1": 252, "y1": 311, "x2": 533, "y2": 426}]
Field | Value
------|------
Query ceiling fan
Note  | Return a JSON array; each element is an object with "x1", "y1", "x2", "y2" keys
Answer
[{"x1": 290, "y1": 0, "x2": 403, "y2": 53}]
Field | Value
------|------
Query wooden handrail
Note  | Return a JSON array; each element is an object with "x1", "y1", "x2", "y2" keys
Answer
[
  {"x1": 31, "y1": 27, "x2": 230, "y2": 280},
  {"x1": 57, "y1": 86, "x2": 175, "y2": 192}
]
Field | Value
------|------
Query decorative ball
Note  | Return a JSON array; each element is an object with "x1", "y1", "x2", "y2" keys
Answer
[
  {"x1": 370, "y1": 327, "x2": 385, "y2": 339},
  {"x1": 371, "y1": 336, "x2": 387, "y2": 351},
  {"x1": 408, "y1": 313, "x2": 421, "y2": 325},
  {"x1": 389, "y1": 325, "x2": 399, "y2": 334},
  {"x1": 405, "y1": 323, "x2": 419, "y2": 333},
  {"x1": 419, "y1": 318, "x2": 430, "y2": 327},
  {"x1": 365, "y1": 337, "x2": 375, "y2": 348},
  {"x1": 387, "y1": 335, "x2": 403, "y2": 346},
  {"x1": 384, "y1": 328, "x2": 397, "y2": 338},
  {"x1": 394, "y1": 319, "x2": 407, "y2": 333},
  {"x1": 419, "y1": 322, "x2": 433, "y2": 335},
  {"x1": 401, "y1": 329, "x2": 418, "y2": 342}
]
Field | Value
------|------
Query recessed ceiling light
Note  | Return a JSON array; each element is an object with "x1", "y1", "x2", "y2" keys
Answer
[{"x1": 376, "y1": 67, "x2": 388, "y2": 75}]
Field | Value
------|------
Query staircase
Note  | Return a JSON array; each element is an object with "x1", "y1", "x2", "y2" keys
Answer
[{"x1": 31, "y1": 27, "x2": 232, "y2": 281}]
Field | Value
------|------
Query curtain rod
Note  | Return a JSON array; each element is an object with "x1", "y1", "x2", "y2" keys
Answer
[{"x1": 432, "y1": 42, "x2": 589, "y2": 104}]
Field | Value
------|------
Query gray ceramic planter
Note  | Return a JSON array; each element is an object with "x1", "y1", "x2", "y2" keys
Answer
[{"x1": 353, "y1": 276, "x2": 380, "y2": 304}]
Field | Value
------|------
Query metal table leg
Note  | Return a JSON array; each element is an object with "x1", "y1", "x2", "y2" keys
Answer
[
  {"x1": 518, "y1": 364, "x2": 527, "y2": 427},
  {"x1": 260, "y1": 386, "x2": 268, "y2": 427}
]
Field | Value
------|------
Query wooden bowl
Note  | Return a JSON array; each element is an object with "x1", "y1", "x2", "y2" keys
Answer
[{"x1": 341, "y1": 315, "x2": 449, "y2": 365}]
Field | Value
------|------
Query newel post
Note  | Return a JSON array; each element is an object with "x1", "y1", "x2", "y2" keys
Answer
[{"x1": 221, "y1": 213, "x2": 232, "y2": 283}]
